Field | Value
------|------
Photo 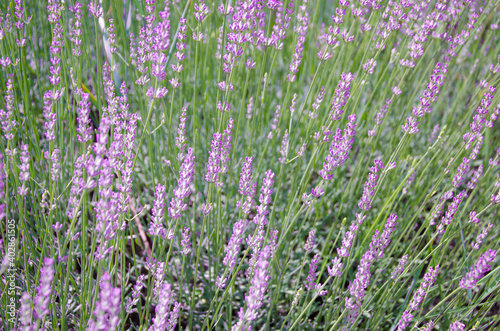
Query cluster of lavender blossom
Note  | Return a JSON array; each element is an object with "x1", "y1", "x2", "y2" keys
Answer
[{"x1": 0, "y1": 0, "x2": 499, "y2": 330}]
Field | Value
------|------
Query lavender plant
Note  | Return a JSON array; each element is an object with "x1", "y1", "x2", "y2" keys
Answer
[{"x1": 0, "y1": 0, "x2": 499, "y2": 330}]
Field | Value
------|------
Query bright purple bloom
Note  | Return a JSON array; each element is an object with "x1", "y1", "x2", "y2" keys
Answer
[
  {"x1": 126, "y1": 275, "x2": 147, "y2": 314},
  {"x1": 181, "y1": 227, "x2": 191, "y2": 255},
  {"x1": 279, "y1": 130, "x2": 289, "y2": 164},
  {"x1": 149, "y1": 184, "x2": 167, "y2": 238},
  {"x1": 0, "y1": 75, "x2": 16, "y2": 141},
  {"x1": 437, "y1": 190, "x2": 465, "y2": 234},
  {"x1": 33, "y1": 258, "x2": 55, "y2": 320},
  {"x1": 234, "y1": 245, "x2": 271, "y2": 329},
  {"x1": 305, "y1": 254, "x2": 321, "y2": 291},
  {"x1": 459, "y1": 249, "x2": 497, "y2": 289},
  {"x1": 319, "y1": 114, "x2": 357, "y2": 180},
  {"x1": 449, "y1": 321, "x2": 465, "y2": 331},
  {"x1": 330, "y1": 72, "x2": 355, "y2": 121},
  {"x1": 391, "y1": 255, "x2": 409, "y2": 279},
  {"x1": 169, "y1": 148, "x2": 195, "y2": 220},
  {"x1": 397, "y1": 266, "x2": 440, "y2": 330},
  {"x1": 18, "y1": 144, "x2": 30, "y2": 196},
  {"x1": 472, "y1": 223, "x2": 493, "y2": 250}
]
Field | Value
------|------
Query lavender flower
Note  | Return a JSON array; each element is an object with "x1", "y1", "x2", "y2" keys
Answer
[
  {"x1": 77, "y1": 93, "x2": 92, "y2": 143},
  {"x1": 150, "y1": 282, "x2": 179, "y2": 331},
  {"x1": 181, "y1": 227, "x2": 191, "y2": 255},
  {"x1": 0, "y1": 75, "x2": 16, "y2": 141},
  {"x1": 450, "y1": 321, "x2": 465, "y2": 331},
  {"x1": 88, "y1": 272, "x2": 121, "y2": 331},
  {"x1": 459, "y1": 249, "x2": 497, "y2": 289},
  {"x1": 346, "y1": 214, "x2": 398, "y2": 325},
  {"x1": 220, "y1": 119, "x2": 234, "y2": 174},
  {"x1": 472, "y1": 223, "x2": 493, "y2": 250},
  {"x1": 391, "y1": 255, "x2": 409, "y2": 279},
  {"x1": 309, "y1": 86, "x2": 326, "y2": 119},
  {"x1": 327, "y1": 257, "x2": 342, "y2": 277},
  {"x1": 397, "y1": 266, "x2": 440, "y2": 330},
  {"x1": 33, "y1": 258, "x2": 55, "y2": 320},
  {"x1": 205, "y1": 133, "x2": 222, "y2": 183},
  {"x1": 18, "y1": 144, "x2": 30, "y2": 197},
  {"x1": 330, "y1": 72, "x2": 355, "y2": 121},
  {"x1": 169, "y1": 148, "x2": 195, "y2": 220},
  {"x1": 246, "y1": 97, "x2": 254, "y2": 119},
  {"x1": 234, "y1": 245, "x2": 271, "y2": 330},
  {"x1": 304, "y1": 230, "x2": 315, "y2": 253},
  {"x1": 237, "y1": 157, "x2": 257, "y2": 215},
  {"x1": 288, "y1": 1, "x2": 309, "y2": 82},
  {"x1": 319, "y1": 114, "x2": 357, "y2": 180},
  {"x1": 149, "y1": 184, "x2": 167, "y2": 238},
  {"x1": 126, "y1": 275, "x2": 146, "y2": 314},
  {"x1": 305, "y1": 254, "x2": 320, "y2": 291},
  {"x1": 279, "y1": 130, "x2": 289, "y2": 164},
  {"x1": 437, "y1": 190, "x2": 465, "y2": 234},
  {"x1": 175, "y1": 106, "x2": 188, "y2": 161},
  {"x1": 19, "y1": 292, "x2": 32, "y2": 329},
  {"x1": 69, "y1": 3, "x2": 83, "y2": 57}
]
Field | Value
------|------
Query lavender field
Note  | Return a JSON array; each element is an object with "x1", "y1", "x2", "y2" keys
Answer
[{"x1": 0, "y1": 0, "x2": 499, "y2": 330}]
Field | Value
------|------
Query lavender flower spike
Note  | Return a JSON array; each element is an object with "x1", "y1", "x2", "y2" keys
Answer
[
  {"x1": 33, "y1": 257, "x2": 55, "y2": 321},
  {"x1": 149, "y1": 184, "x2": 167, "y2": 238},
  {"x1": 459, "y1": 249, "x2": 497, "y2": 290},
  {"x1": 88, "y1": 272, "x2": 121, "y2": 331},
  {"x1": 233, "y1": 245, "x2": 271, "y2": 330},
  {"x1": 397, "y1": 266, "x2": 440, "y2": 330}
]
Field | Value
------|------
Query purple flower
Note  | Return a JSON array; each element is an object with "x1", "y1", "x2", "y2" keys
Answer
[
  {"x1": 33, "y1": 258, "x2": 55, "y2": 320},
  {"x1": 304, "y1": 230, "x2": 315, "y2": 253},
  {"x1": 287, "y1": 4, "x2": 310, "y2": 82},
  {"x1": 459, "y1": 249, "x2": 497, "y2": 289},
  {"x1": 126, "y1": 275, "x2": 146, "y2": 314},
  {"x1": 330, "y1": 72, "x2": 355, "y2": 121},
  {"x1": 77, "y1": 93, "x2": 92, "y2": 143},
  {"x1": 181, "y1": 227, "x2": 191, "y2": 255},
  {"x1": 150, "y1": 282, "x2": 180, "y2": 331},
  {"x1": 88, "y1": 272, "x2": 121, "y2": 331},
  {"x1": 453, "y1": 157, "x2": 471, "y2": 187},
  {"x1": 220, "y1": 119, "x2": 234, "y2": 174},
  {"x1": 222, "y1": 220, "x2": 247, "y2": 271},
  {"x1": 437, "y1": 190, "x2": 465, "y2": 234},
  {"x1": 397, "y1": 266, "x2": 440, "y2": 330},
  {"x1": 422, "y1": 320, "x2": 435, "y2": 331},
  {"x1": 391, "y1": 255, "x2": 408, "y2": 279},
  {"x1": 18, "y1": 144, "x2": 30, "y2": 196},
  {"x1": 175, "y1": 106, "x2": 188, "y2": 159},
  {"x1": 328, "y1": 257, "x2": 342, "y2": 277},
  {"x1": 69, "y1": 3, "x2": 83, "y2": 56},
  {"x1": 450, "y1": 321, "x2": 465, "y2": 331},
  {"x1": 305, "y1": 254, "x2": 321, "y2": 291},
  {"x1": 279, "y1": 130, "x2": 289, "y2": 164},
  {"x1": 0, "y1": 75, "x2": 16, "y2": 141},
  {"x1": 205, "y1": 132, "x2": 222, "y2": 182},
  {"x1": 149, "y1": 184, "x2": 166, "y2": 238},
  {"x1": 19, "y1": 292, "x2": 32, "y2": 328},
  {"x1": 169, "y1": 148, "x2": 195, "y2": 220},
  {"x1": 246, "y1": 97, "x2": 254, "y2": 119},
  {"x1": 268, "y1": 106, "x2": 281, "y2": 139},
  {"x1": 309, "y1": 86, "x2": 326, "y2": 119},
  {"x1": 319, "y1": 114, "x2": 357, "y2": 180},
  {"x1": 234, "y1": 245, "x2": 271, "y2": 329},
  {"x1": 472, "y1": 223, "x2": 493, "y2": 250},
  {"x1": 346, "y1": 214, "x2": 398, "y2": 325},
  {"x1": 402, "y1": 116, "x2": 419, "y2": 135}
]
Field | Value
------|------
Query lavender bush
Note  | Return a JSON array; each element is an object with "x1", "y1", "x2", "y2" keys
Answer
[{"x1": 0, "y1": 0, "x2": 499, "y2": 330}]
